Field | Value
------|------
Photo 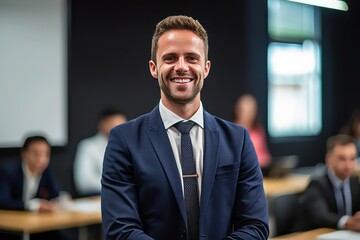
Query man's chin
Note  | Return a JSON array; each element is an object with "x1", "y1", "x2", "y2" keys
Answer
[{"x1": 172, "y1": 96, "x2": 195, "y2": 104}]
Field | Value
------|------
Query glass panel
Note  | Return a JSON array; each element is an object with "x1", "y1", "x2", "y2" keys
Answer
[
  {"x1": 268, "y1": 0, "x2": 317, "y2": 40},
  {"x1": 267, "y1": 41, "x2": 322, "y2": 137}
]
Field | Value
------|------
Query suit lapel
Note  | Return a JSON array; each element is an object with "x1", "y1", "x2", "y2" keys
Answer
[
  {"x1": 200, "y1": 111, "x2": 220, "y2": 220},
  {"x1": 147, "y1": 106, "x2": 187, "y2": 221},
  {"x1": 16, "y1": 163, "x2": 25, "y2": 199},
  {"x1": 324, "y1": 174, "x2": 340, "y2": 212}
]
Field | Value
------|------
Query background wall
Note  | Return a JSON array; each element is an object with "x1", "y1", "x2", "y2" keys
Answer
[{"x1": 0, "y1": 0, "x2": 359, "y2": 195}]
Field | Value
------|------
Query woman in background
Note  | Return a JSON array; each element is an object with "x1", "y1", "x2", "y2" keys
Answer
[{"x1": 233, "y1": 94, "x2": 271, "y2": 167}]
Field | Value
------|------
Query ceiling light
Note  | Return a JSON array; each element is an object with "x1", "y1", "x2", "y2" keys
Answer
[{"x1": 288, "y1": 0, "x2": 348, "y2": 11}]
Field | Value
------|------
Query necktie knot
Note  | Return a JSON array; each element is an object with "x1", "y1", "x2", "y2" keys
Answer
[{"x1": 174, "y1": 121, "x2": 195, "y2": 134}]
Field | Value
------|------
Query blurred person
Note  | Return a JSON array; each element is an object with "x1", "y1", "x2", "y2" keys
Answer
[
  {"x1": 0, "y1": 135, "x2": 59, "y2": 212},
  {"x1": 0, "y1": 135, "x2": 70, "y2": 240},
  {"x1": 101, "y1": 15, "x2": 269, "y2": 240},
  {"x1": 340, "y1": 108, "x2": 360, "y2": 159},
  {"x1": 301, "y1": 134, "x2": 360, "y2": 231},
  {"x1": 233, "y1": 93, "x2": 271, "y2": 167},
  {"x1": 73, "y1": 108, "x2": 127, "y2": 196}
]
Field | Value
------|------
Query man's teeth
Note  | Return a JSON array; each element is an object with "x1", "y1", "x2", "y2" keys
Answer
[{"x1": 173, "y1": 79, "x2": 190, "y2": 83}]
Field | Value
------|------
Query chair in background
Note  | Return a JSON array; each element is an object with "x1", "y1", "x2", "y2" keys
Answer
[
  {"x1": 262, "y1": 155, "x2": 299, "y2": 178},
  {"x1": 292, "y1": 163, "x2": 326, "y2": 177},
  {"x1": 267, "y1": 191, "x2": 308, "y2": 237}
]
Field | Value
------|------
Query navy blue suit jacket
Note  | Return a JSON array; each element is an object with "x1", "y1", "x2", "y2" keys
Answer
[
  {"x1": 0, "y1": 161, "x2": 60, "y2": 210},
  {"x1": 101, "y1": 106, "x2": 269, "y2": 240}
]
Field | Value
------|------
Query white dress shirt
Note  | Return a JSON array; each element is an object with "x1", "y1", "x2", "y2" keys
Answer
[
  {"x1": 159, "y1": 100, "x2": 204, "y2": 200},
  {"x1": 328, "y1": 168, "x2": 352, "y2": 229},
  {"x1": 22, "y1": 162, "x2": 42, "y2": 211},
  {"x1": 74, "y1": 133, "x2": 108, "y2": 195}
]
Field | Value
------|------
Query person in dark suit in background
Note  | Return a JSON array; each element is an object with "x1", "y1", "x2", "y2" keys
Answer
[
  {"x1": 0, "y1": 135, "x2": 59, "y2": 212},
  {"x1": 101, "y1": 15, "x2": 269, "y2": 240},
  {"x1": 301, "y1": 134, "x2": 360, "y2": 231},
  {"x1": 0, "y1": 135, "x2": 70, "y2": 240}
]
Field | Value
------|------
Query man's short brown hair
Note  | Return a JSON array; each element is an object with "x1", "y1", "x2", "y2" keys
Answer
[
  {"x1": 326, "y1": 134, "x2": 356, "y2": 154},
  {"x1": 151, "y1": 15, "x2": 209, "y2": 63}
]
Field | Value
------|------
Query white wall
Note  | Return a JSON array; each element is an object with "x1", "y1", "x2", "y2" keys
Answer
[{"x1": 0, "y1": 0, "x2": 67, "y2": 147}]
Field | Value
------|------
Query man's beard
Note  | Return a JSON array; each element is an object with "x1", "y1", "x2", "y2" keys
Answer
[{"x1": 160, "y1": 79, "x2": 202, "y2": 104}]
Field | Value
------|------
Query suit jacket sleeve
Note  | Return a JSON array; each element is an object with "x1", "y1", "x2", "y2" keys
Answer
[
  {"x1": 224, "y1": 128, "x2": 269, "y2": 239},
  {"x1": 101, "y1": 123, "x2": 154, "y2": 240},
  {"x1": 0, "y1": 163, "x2": 26, "y2": 210}
]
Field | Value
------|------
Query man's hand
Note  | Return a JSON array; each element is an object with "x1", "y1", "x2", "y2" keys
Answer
[
  {"x1": 345, "y1": 211, "x2": 360, "y2": 231},
  {"x1": 38, "y1": 199, "x2": 58, "y2": 213}
]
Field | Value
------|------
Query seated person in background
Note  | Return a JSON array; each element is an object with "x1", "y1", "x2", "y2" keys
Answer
[
  {"x1": 0, "y1": 135, "x2": 69, "y2": 240},
  {"x1": 74, "y1": 108, "x2": 127, "y2": 196},
  {"x1": 340, "y1": 108, "x2": 360, "y2": 160},
  {"x1": 301, "y1": 134, "x2": 360, "y2": 231},
  {"x1": 0, "y1": 135, "x2": 60, "y2": 212},
  {"x1": 233, "y1": 94, "x2": 271, "y2": 167}
]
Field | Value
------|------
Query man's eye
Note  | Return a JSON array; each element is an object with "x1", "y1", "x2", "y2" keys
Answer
[
  {"x1": 164, "y1": 57, "x2": 176, "y2": 63},
  {"x1": 187, "y1": 56, "x2": 199, "y2": 63}
]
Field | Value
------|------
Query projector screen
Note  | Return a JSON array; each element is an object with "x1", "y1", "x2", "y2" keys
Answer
[{"x1": 0, "y1": 0, "x2": 67, "y2": 147}]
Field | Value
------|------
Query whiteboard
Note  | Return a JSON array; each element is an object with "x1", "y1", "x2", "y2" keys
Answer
[{"x1": 0, "y1": 0, "x2": 67, "y2": 147}]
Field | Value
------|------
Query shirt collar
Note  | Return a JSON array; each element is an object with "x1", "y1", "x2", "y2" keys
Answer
[
  {"x1": 22, "y1": 161, "x2": 40, "y2": 179},
  {"x1": 159, "y1": 99, "x2": 204, "y2": 129},
  {"x1": 327, "y1": 167, "x2": 349, "y2": 188}
]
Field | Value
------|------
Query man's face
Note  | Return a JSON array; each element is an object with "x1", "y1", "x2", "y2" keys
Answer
[
  {"x1": 327, "y1": 144, "x2": 357, "y2": 180},
  {"x1": 235, "y1": 95, "x2": 258, "y2": 126},
  {"x1": 22, "y1": 141, "x2": 50, "y2": 175},
  {"x1": 149, "y1": 29, "x2": 211, "y2": 106}
]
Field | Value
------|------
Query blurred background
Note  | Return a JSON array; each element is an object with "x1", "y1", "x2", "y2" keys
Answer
[{"x1": 0, "y1": 0, "x2": 359, "y2": 196}]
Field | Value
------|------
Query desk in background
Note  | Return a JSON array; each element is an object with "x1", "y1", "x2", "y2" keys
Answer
[
  {"x1": 0, "y1": 197, "x2": 101, "y2": 240},
  {"x1": 269, "y1": 228, "x2": 336, "y2": 240},
  {"x1": 263, "y1": 174, "x2": 310, "y2": 197}
]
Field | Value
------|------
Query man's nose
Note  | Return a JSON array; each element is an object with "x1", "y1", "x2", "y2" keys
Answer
[{"x1": 174, "y1": 57, "x2": 189, "y2": 72}]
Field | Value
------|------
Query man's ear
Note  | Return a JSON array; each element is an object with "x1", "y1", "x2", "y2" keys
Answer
[
  {"x1": 325, "y1": 154, "x2": 330, "y2": 165},
  {"x1": 149, "y1": 60, "x2": 158, "y2": 78},
  {"x1": 203, "y1": 60, "x2": 211, "y2": 79}
]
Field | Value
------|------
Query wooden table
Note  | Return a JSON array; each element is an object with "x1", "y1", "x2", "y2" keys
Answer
[
  {"x1": 263, "y1": 174, "x2": 310, "y2": 196},
  {"x1": 269, "y1": 228, "x2": 336, "y2": 240},
  {"x1": 0, "y1": 197, "x2": 101, "y2": 240}
]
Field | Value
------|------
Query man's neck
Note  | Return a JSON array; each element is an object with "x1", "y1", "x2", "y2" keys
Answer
[{"x1": 161, "y1": 98, "x2": 200, "y2": 120}]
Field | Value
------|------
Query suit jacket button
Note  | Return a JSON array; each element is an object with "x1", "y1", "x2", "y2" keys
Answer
[{"x1": 180, "y1": 230, "x2": 186, "y2": 239}]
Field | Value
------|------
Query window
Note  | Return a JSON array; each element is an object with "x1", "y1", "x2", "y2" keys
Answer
[{"x1": 267, "y1": 0, "x2": 322, "y2": 137}]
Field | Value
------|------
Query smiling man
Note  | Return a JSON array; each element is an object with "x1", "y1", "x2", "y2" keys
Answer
[{"x1": 101, "y1": 15, "x2": 269, "y2": 240}]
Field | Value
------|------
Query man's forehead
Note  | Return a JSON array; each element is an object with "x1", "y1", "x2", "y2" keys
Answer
[
  {"x1": 331, "y1": 144, "x2": 356, "y2": 155},
  {"x1": 158, "y1": 30, "x2": 203, "y2": 46}
]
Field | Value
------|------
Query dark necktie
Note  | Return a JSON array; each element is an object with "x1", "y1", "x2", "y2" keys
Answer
[
  {"x1": 340, "y1": 184, "x2": 347, "y2": 215},
  {"x1": 174, "y1": 121, "x2": 199, "y2": 240}
]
